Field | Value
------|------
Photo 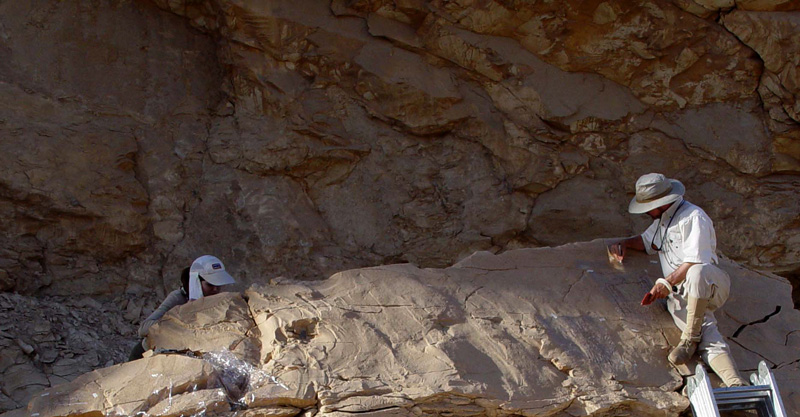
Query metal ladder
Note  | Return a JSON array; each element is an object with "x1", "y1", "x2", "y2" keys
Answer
[{"x1": 686, "y1": 361, "x2": 787, "y2": 417}]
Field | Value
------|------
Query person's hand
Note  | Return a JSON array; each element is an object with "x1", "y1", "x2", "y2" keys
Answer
[
  {"x1": 607, "y1": 241, "x2": 626, "y2": 263},
  {"x1": 649, "y1": 281, "x2": 671, "y2": 300}
]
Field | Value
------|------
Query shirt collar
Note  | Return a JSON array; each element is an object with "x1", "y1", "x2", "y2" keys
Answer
[{"x1": 660, "y1": 196, "x2": 685, "y2": 224}]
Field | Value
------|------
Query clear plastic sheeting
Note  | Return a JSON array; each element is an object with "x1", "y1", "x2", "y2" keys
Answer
[{"x1": 203, "y1": 349, "x2": 288, "y2": 403}]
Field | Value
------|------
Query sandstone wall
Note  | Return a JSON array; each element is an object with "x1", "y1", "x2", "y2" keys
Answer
[
  {"x1": 5, "y1": 241, "x2": 800, "y2": 416},
  {"x1": 1, "y1": 1, "x2": 799, "y2": 297}
]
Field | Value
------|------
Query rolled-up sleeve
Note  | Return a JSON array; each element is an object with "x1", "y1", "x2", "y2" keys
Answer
[{"x1": 679, "y1": 214, "x2": 716, "y2": 264}]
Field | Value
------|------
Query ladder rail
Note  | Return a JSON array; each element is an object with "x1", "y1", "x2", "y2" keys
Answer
[
  {"x1": 687, "y1": 364, "x2": 721, "y2": 417},
  {"x1": 687, "y1": 360, "x2": 786, "y2": 417},
  {"x1": 755, "y1": 361, "x2": 787, "y2": 417}
]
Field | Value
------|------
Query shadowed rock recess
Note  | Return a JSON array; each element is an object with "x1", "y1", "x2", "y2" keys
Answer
[{"x1": 4, "y1": 241, "x2": 799, "y2": 417}]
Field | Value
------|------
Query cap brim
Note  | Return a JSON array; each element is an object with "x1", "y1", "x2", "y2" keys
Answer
[
  {"x1": 628, "y1": 180, "x2": 685, "y2": 214},
  {"x1": 200, "y1": 270, "x2": 235, "y2": 286}
]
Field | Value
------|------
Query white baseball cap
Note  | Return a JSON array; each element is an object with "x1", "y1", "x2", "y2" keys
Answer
[{"x1": 189, "y1": 255, "x2": 236, "y2": 286}]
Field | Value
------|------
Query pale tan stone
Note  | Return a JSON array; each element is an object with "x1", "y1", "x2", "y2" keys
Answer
[
  {"x1": 772, "y1": 129, "x2": 800, "y2": 172},
  {"x1": 236, "y1": 406, "x2": 302, "y2": 417},
  {"x1": 323, "y1": 409, "x2": 411, "y2": 417},
  {"x1": 320, "y1": 395, "x2": 413, "y2": 413},
  {"x1": 27, "y1": 355, "x2": 215, "y2": 417},
  {"x1": 147, "y1": 388, "x2": 229, "y2": 417},
  {"x1": 147, "y1": 292, "x2": 261, "y2": 363},
  {"x1": 10, "y1": 241, "x2": 800, "y2": 416},
  {"x1": 242, "y1": 376, "x2": 316, "y2": 408},
  {"x1": 723, "y1": 11, "x2": 800, "y2": 123}
]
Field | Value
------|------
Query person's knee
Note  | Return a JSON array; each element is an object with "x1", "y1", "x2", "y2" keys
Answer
[{"x1": 685, "y1": 263, "x2": 728, "y2": 300}]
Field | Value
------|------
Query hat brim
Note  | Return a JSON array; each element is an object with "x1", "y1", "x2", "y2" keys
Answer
[
  {"x1": 628, "y1": 180, "x2": 685, "y2": 214},
  {"x1": 199, "y1": 269, "x2": 236, "y2": 286}
]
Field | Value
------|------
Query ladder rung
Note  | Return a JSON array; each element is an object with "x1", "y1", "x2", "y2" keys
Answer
[
  {"x1": 717, "y1": 397, "x2": 770, "y2": 405},
  {"x1": 713, "y1": 385, "x2": 771, "y2": 394},
  {"x1": 714, "y1": 391, "x2": 772, "y2": 401},
  {"x1": 718, "y1": 404, "x2": 770, "y2": 413},
  {"x1": 718, "y1": 402, "x2": 767, "y2": 409}
]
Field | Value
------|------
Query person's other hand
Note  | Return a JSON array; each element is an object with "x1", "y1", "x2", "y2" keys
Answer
[
  {"x1": 650, "y1": 281, "x2": 670, "y2": 300},
  {"x1": 641, "y1": 282, "x2": 670, "y2": 305}
]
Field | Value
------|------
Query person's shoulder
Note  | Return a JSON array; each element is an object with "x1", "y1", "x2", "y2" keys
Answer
[
  {"x1": 680, "y1": 201, "x2": 712, "y2": 222},
  {"x1": 165, "y1": 288, "x2": 189, "y2": 303}
]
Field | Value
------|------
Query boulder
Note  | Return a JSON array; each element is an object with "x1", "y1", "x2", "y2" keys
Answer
[
  {"x1": 12, "y1": 241, "x2": 798, "y2": 416},
  {"x1": 147, "y1": 388, "x2": 230, "y2": 417},
  {"x1": 146, "y1": 292, "x2": 261, "y2": 364},
  {"x1": 26, "y1": 355, "x2": 215, "y2": 417}
]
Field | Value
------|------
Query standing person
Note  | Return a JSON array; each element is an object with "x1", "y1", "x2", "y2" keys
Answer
[
  {"x1": 128, "y1": 255, "x2": 236, "y2": 361},
  {"x1": 608, "y1": 173, "x2": 747, "y2": 387}
]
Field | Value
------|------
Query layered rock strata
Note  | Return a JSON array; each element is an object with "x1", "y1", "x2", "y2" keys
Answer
[
  {"x1": 6, "y1": 241, "x2": 798, "y2": 417},
  {"x1": 0, "y1": 1, "x2": 799, "y2": 300}
]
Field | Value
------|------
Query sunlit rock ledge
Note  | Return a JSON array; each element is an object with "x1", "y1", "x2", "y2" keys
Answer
[{"x1": 7, "y1": 240, "x2": 799, "y2": 417}]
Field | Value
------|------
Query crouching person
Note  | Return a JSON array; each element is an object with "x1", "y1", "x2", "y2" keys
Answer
[
  {"x1": 128, "y1": 255, "x2": 236, "y2": 361},
  {"x1": 608, "y1": 173, "x2": 747, "y2": 387}
]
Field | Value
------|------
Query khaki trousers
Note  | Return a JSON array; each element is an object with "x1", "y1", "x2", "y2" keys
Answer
[{"x1": 666, "y1": 263, "x2": 732, "y2": 362}]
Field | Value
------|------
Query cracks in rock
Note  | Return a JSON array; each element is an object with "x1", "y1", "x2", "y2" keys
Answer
[
  {"x1": 332, "y1": 304, "x2": 422, "y2": 314},
  {"x1": 489, "y1": 81, "x2": 565, "y2": 141},
  {"x1": 324, "y1": 406, "x2": 403, "y2": 415},
  {"x1": 657, "y1": 327, "x2": 671, "y2": 348},
  {"x1": 712, "y1": 6, "x2": 778, "y2": 124},
  {"x1": 775, "y1": 357, "x2": 800, "y2": 370},
  {"x1": 130, "y1": 130, "x2": 151, "y2": 200},
  {"x1": 732, "y1": 305, "x2": 781, "y2": 338},
  {"x1": 561, "y1": 270, "x2": 588, "y2": 302},
  {"x1": 464, "y1": 286, "x2": 483, "y2": 305},
  {"x1": 350, "y1": 304, "x2": 416, "y2": 308},
  {"x1": 728, "y1": 338, "x2": 775, "y2": 367},
  {"x1": 638, "y1": 126, "x2": 749, "y2": 177},
  {"x1": 457, "y1": 265, "x2": 519, "y2": 272},
  {"x1": 786, "y1": 329, "x2": 799, "y2": 347},
  {"x1": 243, "y1": 296, "x2": 264, "y2": 344}
]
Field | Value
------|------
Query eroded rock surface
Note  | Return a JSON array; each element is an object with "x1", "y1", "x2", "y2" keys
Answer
[
  {"x1": 7, "y1": 241, "x2": 799, "y2": 416},
  {"x1": 0, "y1": 0, "x2": 799, "y2": 302},
  {"x1": 0, "y1": 292, "x2": 140, "y2": 412}
]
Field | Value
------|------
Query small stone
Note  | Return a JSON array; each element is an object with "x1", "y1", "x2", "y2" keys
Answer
[
  {"x1": 123, "y1": 299, "x2": 143, "y2": 322},
  {"x1": 38, "y1": 348, "x2": 59, "y2": 364},
  {"x1": 16, "y1": 339, "x2": 34, "y2": 355}
]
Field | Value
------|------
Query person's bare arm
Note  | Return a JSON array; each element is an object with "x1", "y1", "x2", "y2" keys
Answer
[{"x1": 647, "y1": 262, "x2": 696, "y2": 300}]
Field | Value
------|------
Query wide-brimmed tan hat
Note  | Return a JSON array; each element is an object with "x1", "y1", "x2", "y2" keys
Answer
[{"x1": 628, "y1": 173, "x2": 685, "y2": 214}]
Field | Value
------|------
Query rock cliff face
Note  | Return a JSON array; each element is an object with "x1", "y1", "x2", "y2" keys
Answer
[
  {"x1": 0, "y1": 1, "x2": 799, "y2": 298},
  {"x1": 1, "y1": 1, "x2": 800, "y2": 414},
  {"x1": 5, "y1": 241, "x2": 800, "y2": 417}
]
